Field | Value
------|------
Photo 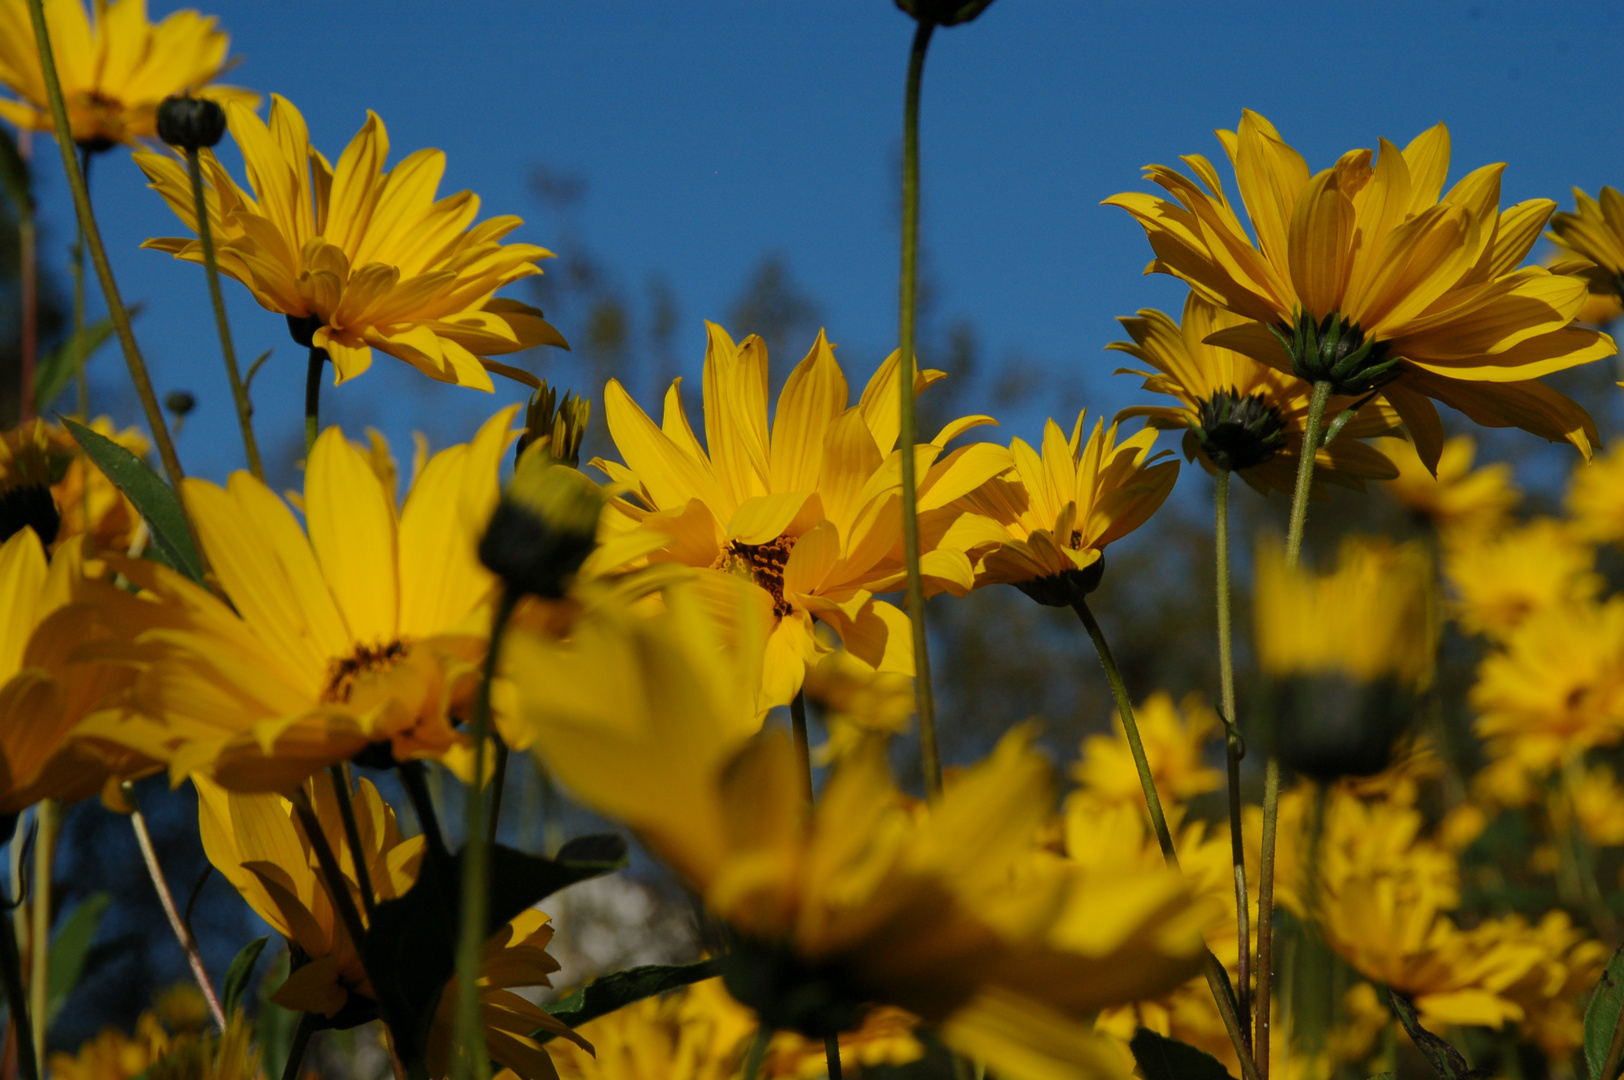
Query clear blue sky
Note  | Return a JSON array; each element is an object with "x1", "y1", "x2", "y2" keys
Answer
[{"x1": 24, "y1": 0, "x2": 1624, "y2": 485}]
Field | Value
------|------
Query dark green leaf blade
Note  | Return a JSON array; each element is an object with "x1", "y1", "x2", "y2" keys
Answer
[
  {"x1": 1129, "y1": 1028, "x2": 1236, "y2": 1080},
  {"x1": 221, "y1": 935, "x2": 270, "y2": 1019},
  {"x1": 1389, "y1": 989, "x2": 1488, "y2": 1080},
  {"x1": 1586, "y1": 943, "x2": 1624, "y2": 1080},
  {"x1": 45, "y1": 892, "x2": 111, "y2": 1023},
  {"x1": 539, "y1": 958, "x2": 723, "y2": 1040},
  {"x1": 61, "y1": 416, "x2": 203, "y2": 583}
]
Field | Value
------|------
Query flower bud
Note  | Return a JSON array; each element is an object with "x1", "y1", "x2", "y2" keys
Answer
[
  {"x1": 1193, "y1": 390, "x2": 1287, "y2": 472},
  {"x1": 894, "y1": 0, "x2": 996, "y2": 25},
  {"x1": 156, "y1": 95, "x2": 227, "y2": 151},
  {"x1": 478, "y1": 447, "x2": 604, "y2": 599},
  {"x1": 516, "y1": 381, "x2": 591, "y2": 468},
  {"x1": 165, "y1": 390, "x2": 197, "y2": 418}
]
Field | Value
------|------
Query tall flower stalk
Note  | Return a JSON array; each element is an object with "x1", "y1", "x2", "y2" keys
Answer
[{"x1": 1214, "y1": 469, "x2": 1252, "y2": 1045}]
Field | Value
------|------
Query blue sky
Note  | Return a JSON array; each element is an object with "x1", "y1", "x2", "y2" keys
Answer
[{"x1": 23, "y1": 0, "x2": 1624, "y2": 486}]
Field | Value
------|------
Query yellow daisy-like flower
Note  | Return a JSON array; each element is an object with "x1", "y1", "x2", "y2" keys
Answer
[
  {"x1": 50, "y1": 1013, "x2": 171, "y2": 1080},
  {"x1": 0, "y1": 417, "x2": 149, "y2": 553},
  {"x1": 595, "y1": 323, "x2": 1010, "y2": 706},
  {"x1": 1548, "y1": 187, "x2": 1624, "y2": 328},
  {"x1": 1375, "y1": 434, "x2": 1518, "y2": 538},
  {"x1": 1472, "y1": 597, "x2": 1624, "y2": 773},
  {"x1": 1565, "y1": 764, "x2": 1624, "y2": 848},
  {"x1": 1496, "y1": 912, "x2": 1610, "y2": 1062},
  {"x1": 1106, "y1": 110, "x2": 1613, "y2": 471},
  {"x1": 78, "y1": 408, "x2": 523, "y2": 792},
  {"x1": 135, "y1": 94, "x2": 566, "y2": 391},
  {"x1": 1110, "y1": 293, "x2": 1399, "y2": 495},
  {"x1": 0, "y1": 0, "x2": 256, "y2": 148},
  {"x1": 1566, "y1": 442, "x2": 1624, "y2": 545},
  {"x1": 1444, "y1": 518, "x2": 1598, "y2": 639},
  {"x1": 507, "y1": 591, "x2": 1211, "y2": 1080},
  {"x1": 952, "y1": 411, "x2": 1178, "y2": 606},
  {"x1": 802, "y1": 644, "x2": 914, "y2": 766},
  {"x1": 1070, "y1": 692, "x2": 1223, "y2": 810}
]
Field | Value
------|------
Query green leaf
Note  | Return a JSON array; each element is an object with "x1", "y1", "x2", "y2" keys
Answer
[
  {"x1": 1388, "y1": 989, "x2": 1490, "y2": 1080},
  {"x1": 1129, "y1": 1028, "x2": 1236, "y2": 1080},
  {"x1": 0, "y1": 126, "x2": 30, "y2": 215},
  {"x1": 33, "y1": 312, "x2": 128, "y2": 414},
  {"x1": 62, "y1": 416, "x2": 204, "y2": 583},
  {"x1": 1586, "y1": 943, "x2": 1624, "y2": 1080},
  {"x1": 539, "y1": 958, "x2": 723, "y2": 1039},
  {"x1": 362, "y1": 836, "x2": 626, "y2": 1069},
  {"x1": 221, "y1": 935, "x2": 269, "y2": 1019},
  {"x1": 45, "y1": 892, "x2": 111, "y2": 1023}
]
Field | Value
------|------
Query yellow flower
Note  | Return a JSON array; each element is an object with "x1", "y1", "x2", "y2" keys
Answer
[
  {"x1": 1375, "y1": 434, "x2": 1517, "y2": 537},
  {"x1": 1566, "y1": 442, "x2": 1624, "y2": 545},
  {"x1": 1471, "y1": 598, "x2": 1624, "y2": 773},
  {"x1": 1567, "y1": 763, "x2": 1624, "y2": 846},
  {"x1": 135, "y1": 94, "x2": 565, "y2": 391},
  {"x1": 1494, "y1": 912, "x2": 1610, "y2": 1061},
  {"x1": 1444, "y1": 518, "x2": 1598, "y2": 639},
  {"x1": 78, "y1": 409, "x2": 524, "y2": 792},
  {"x1": 953, "y1": 411, "x2": 1178, "y2": 605},
  {"x1": 1071, "y1": 692, "x2": 1223, "y2": 810},
  {"x1": 143, "y1": 1012, "x2": 259, "y2": 1080},
  {"x1": 1548, "y1": 187, "x2": 1624, "y2": 325},
  {"x1": 196, "y1": 773, "x2": 587, "y2": 1078},
  {"x1": 594, "y1": 323, "x2": 1009, "y2": 706},
  {"x1": 0, "y1": 417, "x2": 150, "y2": 553},
  {"x1": 1107, "y1": 110, "x2": 1612, "y2": 470},
  {"x1": 507, "y1": 592, "x2": 1211, "y2": 1080},
  {"x1": 802, "y1": 644, "x2": 914, "y2": 766},
  {"x1": 50, "y1": 1013, "x2": 171, "y2": 1080},
  {"x1": 0, "y1": 0, "x2": 256, "y2": 147},
  {"x1": 1110, "y1": 293, "x2": 1399, "y2": 495}
]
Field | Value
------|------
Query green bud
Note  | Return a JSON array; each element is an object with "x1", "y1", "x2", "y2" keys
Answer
[
  {"x1": 516, "y1": 380, "x2": 591, "y2": 468},
  {"x1": 156, "y1": 95, "x2": 227, "y2": 151},
  {"x1": 1016, "y1": 554, "x2": 1105, "y2": 608},
  {"x1": 164, "y1": 390, "x2": 197, "y2": 417},
  {"x1": 1193, "y1": 390, "x2": 1288, "y2": 472},
  {"x1": 478, "y1": 449, "x2": 603, "y2": 599},
  {"x1": 894, "y1": 0, "x2": 996, "y2": 25}
]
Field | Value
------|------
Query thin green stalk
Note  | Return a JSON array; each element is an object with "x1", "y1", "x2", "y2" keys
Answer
[
  {"x1": 486, "y1": 739, "x2": 509, "y2": 847},
  {"x1": 288, "y1": 786, "x2": 369, "y2": 966},
  {"x1": 453, "y1": 589, "x2": 520, "y2": 1080},
  {"x1": 128, "y1": 794, "x2": 226, "y2": 1030},
  {"x1": 790, "y1": 691, "x2": 813, "y2": 806},
  {"x1": 183, "y1": 146, "x2": 263, "y2": 480},
  {"x1": 399, "y1": 761, "x2": 451, "y2": 869},
  {"x1": 71, "y1": 144, "x2": 87, "y2": 422},
  {"x1": 18, "y1": 198, "x2": 37, "y2": 420},
  {"x1": 898, "y1": 17, "x2": 940, "y2": 800},
  {"x1": 27, "y1": 800, "x2": 55, "y2": 1058},
  {"x1": 825, "y1": 1034, "x2": 843, "y2": 1080},
  {"x1": 0, "y1": 872, "x2": 38, "y2": 1080},
  {"x1": 23, "y1": 0, "x2": 190, "y2": 504},
  {"x1": 1215, "y1": 470, "x2": 1252, "y2": 1049},
  {"x1": 280, "y1": 1012, "x2": 317, "y2": 1080},
  {"x1": 1283, "y1": 380, "x2": 1332, "y2": 567},
  {"x1": 742, "y1": 1027, "x2": 772, "y2": 1080},
  {"x1": 305, "y1": 347, "x2": 325, "y2": 456},
  {"x1": 327, "y1": 765, "x2": 377, "y2": 924},
  {"x1": 1255, "y1": 757, "x2": 1281, "y2": 1080}
]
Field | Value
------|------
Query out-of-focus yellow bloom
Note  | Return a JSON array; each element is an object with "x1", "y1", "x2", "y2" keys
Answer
[
  {"x1": 1496, "y1": 912, "x2": 1610, "y2": 1061},
  {"x1": 79, "y1": 410, "x2": 526, "y2": 792},
  {"x1": 1071, "y1": 692, "x2": 1222, "y2": 810},
  {"x1": 1107, "y1": 111, "x2": 1610, "y2": 471},
  {"x1": 51, "y1": 1013, "x2": 172, "y2": 1080},
  {"x1": 1566, "y1": 763, "x2": 1624, "y2": 847},
  {"x1": 142, "y1": 1012, "x2": 259, "y2": 1080},
  {"x1": 954, "y1": 412, "x2": 1178, "y2": 605},
  {"x1": 1548, "y1": 187, "x2": 1624, "y2": 330},
  {"x1": 1111, "y1": 293, "x2": 1399, "y2": 495},
  {"x1": 1254, "y1": 537, "x2": 1433, "y2": 687},
  {"x1": 1444, "y1": 519, "x2": 1599, "y2": 639},
  {"x1": 136, "y1": 95, "x2": 564, "y2": 391},
  {"x1": 1472, "y1": 598, "x2": 1624, "y2": 773},
  {"x1": 803, "y1": 645, "x2": 914, "y2": 766},
  {"x1": 1376, "y1": 434, "x2": 1517, "y2": 538},
  {"x1": 0, "y1": 0, "x2": 256, "y2": 147},
  {"x1": 594, "y1": 324, "x2": 1009, "y2": 706},
  {"x1": 509, "y1": 592, "x2": 1210, "y2": 1080},
  {"x1": 1, "y1": 418, "x2": 150, "y2": 553},
  {"x1": 1566, "y1": 443, "x2": 1624, "y2": 545}
]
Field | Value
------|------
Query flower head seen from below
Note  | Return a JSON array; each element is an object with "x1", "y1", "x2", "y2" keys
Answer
[
  {"x1": 594, "y1": 322, "x2": 1011, "y2": 706},
  {"x1": 0, "y1": 417, "x2": 149, "y2": 554},
  {"x1": 0, "y1": 0, "x2": 257, "y2": 148},
  {"x1": 1547, "y1": 187, "x2": 1624, "y2": 330},
  {"x1": 1255, "y1": 536, "x2": 1433, "y2": 780},
  {"x1": 78, "y1": 408, "x2": 523, "y2": 792},
  {"x1": 1107, "y1": 111, "x2": 1613, "y2": 471},
  {"x1": 952, "y1": 410, "x2": 1178, "y2": 607},
  {"x1": 1110, "y1": 293, "x2": 1400, "y2": 495},
  {"x1": 1376, "y1": 433, "x2": 1518, "y2": 538},
  {"x1": 135, "y1": 94, "x2": 566, "y2": 392},
  {"x1": 509, "y1": 591, "x2": 1211, "y2": 1080}
]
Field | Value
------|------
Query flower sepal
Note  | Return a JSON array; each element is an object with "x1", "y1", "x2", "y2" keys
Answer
[
  {"x1": 1271, "y1": 310, "x2": 1400, "y2": 397},
  {"x1": 1014, "y1": 553, "x2": 1105, "y2": 608}
]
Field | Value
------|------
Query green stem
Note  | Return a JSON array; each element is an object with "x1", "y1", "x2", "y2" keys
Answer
[
  {"x1": 23, "y1": 0, "x2": 191, "y2": 507},
  {"x1": 304, "y1": 347, "x2": 325, "y2": 456},
  {"x1": 1215, "y1": 470, "x2": 1252, "y2": 1050},
  {"x1": 327, "y1": 764, "x2": 376, "y2": 924},
  {"x1": 452, "y1": 589, "x2": 520, "y2": 1080},
  {"x1": 71, "y1": 143, "x2": 87, "y2": 422},
  {"x1": 825, "y1": 1034, "x2": 843, "y2": 1080},
  {"x1": 26, "y1": 800, "x2": 54, "y2": 1058},
  {"x1": 790, "y1": 691, "x2": 813, "y2": 806},
  {"x1": 128, "y1": 793, "x2": 226, "y2": 1030},
  {"x1": 742, "y1": 1026, "x2": 772, "y2": 1080},
  {"x1": 1255, "y1": 757, "x2": 1281, "y2": 1080},
  {"x1": 18, "y1": 192, "x2": 36, "y2": 421},
  {"x1": 1284, "y1": 380, "x2": 1332, "y2": 567},
  {"x1": 0, "y1": 866, "x2": 37, "y2": 1080},
  {"x1": 183, "y1": 146, "x2": 263, "y2": 480},
  {"x1": 280, "y1": 1012, "x2": 316, "y2": 1080},
  {"x1": 288, "y1": 786, "x2": 369, "y2": 967},
  {"x1": 898, "y1": 17, "x2": 940, "y2": 800},
  {"x1": 399, "y1": 761, "x2": 452, "y2": 870},
  {"x1": 486, "y1": 739, "x2": 509, "y2": 847}
]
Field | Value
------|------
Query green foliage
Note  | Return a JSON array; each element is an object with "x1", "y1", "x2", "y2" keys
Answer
[
  {"x1": 0, "y1": 126, "x2": 30, "y2": 215},
  {"x1": 1130, "y1": 1027, "x2": 1237, "y2": 1080},
  {"x1": 538, "y1": 958, "x2": 723, "y2": 1040},
  {"x1": 34, "y1": 312, "x2": 123, "y2": 414},
  {"x1": 220, "y1": 936, "x2": 269, "y2": 1019},
  {"x1": 45, "y1": 892, "x2": 110, "y2": 1024},
  {"x1": 1584, "y1": 943, "x2": 1624, "y2": 1080},
  {"x1": 1388, "y1": 990, "x2": 1490, "y2": 1080},
  {"x1": 62, "y1": 415, "x2": 203, "y2": 582}
]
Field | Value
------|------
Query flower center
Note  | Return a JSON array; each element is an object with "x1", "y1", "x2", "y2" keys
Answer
[
  {"x1": 1194, "y1": 390, "x2": 1289, "y2": 472},
  {"x1": 714, "y1": 535, "x2": 796, "y2": 618},
  {"x1": 322, "y1": 640, "x2": 412, "y2": 704},
  {"x1": 1272, "y1": 310, "x2": 1398, "y2": 396}
]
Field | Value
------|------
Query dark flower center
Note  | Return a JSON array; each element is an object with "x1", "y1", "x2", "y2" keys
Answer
[
  {"x1": 322, "y1": 640, "x2": 411, "y2": 704},
  {"x1": 1194, "y1": 390, "x2": 1289, "y2": 473},
  {"x1": 0, "y1": 484, "x2": 59, "y2": 547},
  {"x1": 715, "y1": 535, "x2": 796, "y2": 617}
]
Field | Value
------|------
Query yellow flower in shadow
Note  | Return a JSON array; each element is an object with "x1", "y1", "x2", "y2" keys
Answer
[
  {"x1": 1548, "y1": 187, "x2": 1624, "y2": 329},
  {"x1": 135, "y1": 95, "x2": 565, "y2": 391},
  {"x1": 0, "y1": 417, "x2": 150, "y2": 554},
  {"x1": 1566, "y1": 442, "x2": 1624, "y2": 545},
  {"x1": 1107, "y1": 110, "x2": 1612, "y2": 471},
  {"x1": 1071, "y1": 692, "x2": 1223, "y2": 811},
  {"x1": 0, "y1": 0, "x2": 257, "y2": 147},
  {"x1": 50, "y1": 1012, "x2": 171, "y2": 1080},
  {"x1": 1376, "y1": 434, "x2": 1518, "y2": 538},
  {"x1": 1444, "y1": 519, "x2": 1598, "y2": 639}
]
